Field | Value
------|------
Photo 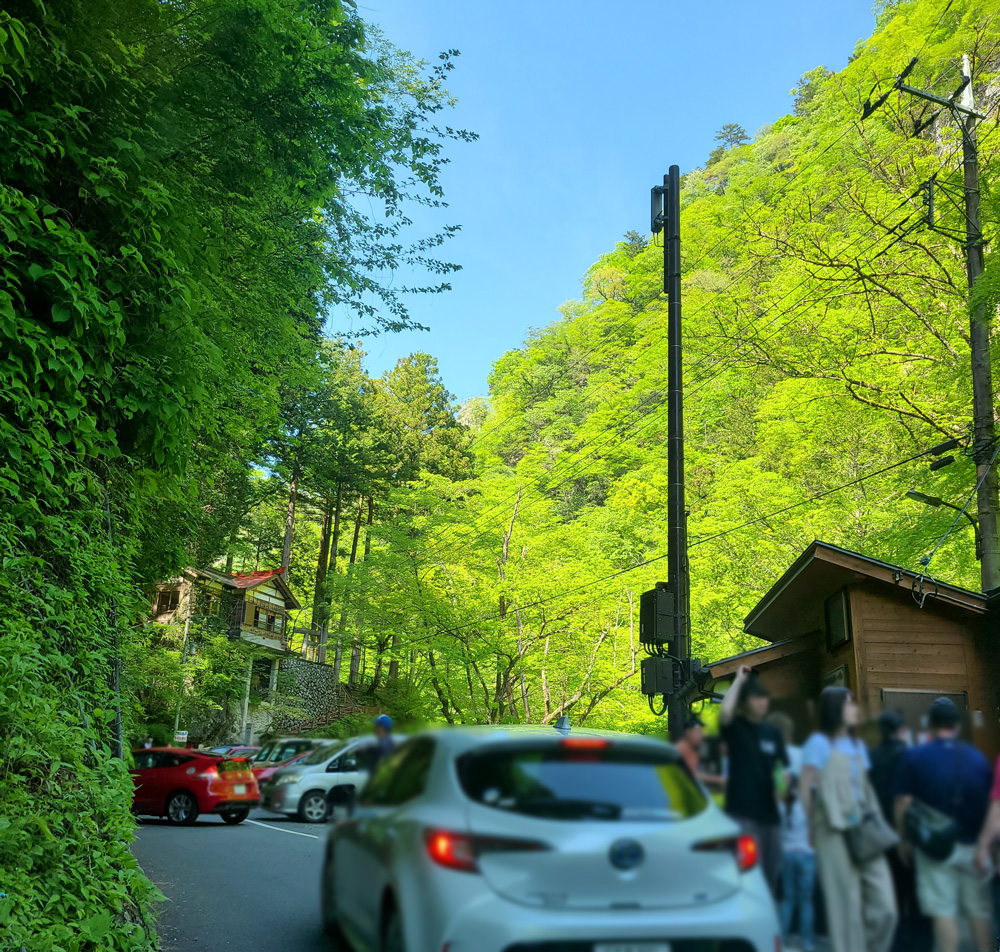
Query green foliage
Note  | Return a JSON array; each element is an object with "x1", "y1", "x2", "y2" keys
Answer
[
  {"x1": 0, "y1": 0, "x2": 468, "y2": 946},
  {"x1": 239, "y1": 0, "x2": 1000, "y2": 742}
]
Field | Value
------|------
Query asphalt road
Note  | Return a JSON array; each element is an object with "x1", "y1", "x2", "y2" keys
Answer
[{"x1": 133, "y1": 809, "x2": 331, "y2": 952}]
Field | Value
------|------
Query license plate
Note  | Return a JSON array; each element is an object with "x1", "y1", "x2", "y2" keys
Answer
[
  {"x1": 595, "y1": 945, "x2": 670, "y2": 952},
  {"x1": 233, "y1": 784, "x2": 247, "y2": 795}
]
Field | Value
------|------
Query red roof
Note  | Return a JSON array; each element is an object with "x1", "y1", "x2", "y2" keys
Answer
[{"x1": 230, "y1": 568, "x2": 287, "y2": 589}]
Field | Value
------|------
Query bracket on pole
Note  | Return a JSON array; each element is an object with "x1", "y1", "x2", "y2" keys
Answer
[{"x1": 650, "y1": 184, "x2": 667, "y2": 235}]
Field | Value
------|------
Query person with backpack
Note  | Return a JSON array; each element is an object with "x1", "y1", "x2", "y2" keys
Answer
[
  {"x1": 894, "y1": 697, "x2": 994, "y2": 952},
  {"x1": 799, "y1": 686, "x2": 897, "y2": 952}
]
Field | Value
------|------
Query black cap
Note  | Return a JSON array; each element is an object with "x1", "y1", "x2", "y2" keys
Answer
[
  {"x1": 878, "y1": 709, "x2": 904, "y2": 738},
  {"x1": 739, "y1": 673, "x2": 770, "y2": 705},
  {"x1": 929, "y1": 696, "x2": 961, "y2": 729}
]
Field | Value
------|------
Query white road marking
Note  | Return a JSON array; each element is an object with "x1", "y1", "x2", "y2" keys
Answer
[{"x1": 246, "y1": 819, "x2": 320, "y2": 840}]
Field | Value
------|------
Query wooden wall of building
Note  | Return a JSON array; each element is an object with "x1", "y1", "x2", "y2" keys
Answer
[{"x1": 849, "y1": 583, "x2": 998, "y2": 757}]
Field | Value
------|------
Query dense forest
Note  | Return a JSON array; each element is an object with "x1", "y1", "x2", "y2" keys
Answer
[{"x1": 1, "y1": 0, "x2": 999, "y2": 947}]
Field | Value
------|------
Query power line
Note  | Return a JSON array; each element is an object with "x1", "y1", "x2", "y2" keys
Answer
[
  {"x1": 431, "y1": 200, "x2": 930, "y2": 559},
  {"x1": 429, "y1": 443, "x2": 947, "y2": 637}
]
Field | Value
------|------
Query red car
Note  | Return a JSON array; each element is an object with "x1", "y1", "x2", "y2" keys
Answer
[{"x1": 130, "y1": 747, "x2": 260, "y2": 825}]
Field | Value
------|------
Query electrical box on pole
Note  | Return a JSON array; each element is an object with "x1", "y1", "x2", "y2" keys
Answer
[{"x1": 639, "y1": 583, "x2": 675, "y2": 647}]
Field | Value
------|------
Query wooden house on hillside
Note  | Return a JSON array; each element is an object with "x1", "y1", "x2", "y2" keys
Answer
[
  {"x1": 151, "y1": 566, "x2": 301, "y2": 656},
  {"x1": 708, "y1": 541, "x2": 1000, "y2": 757}
]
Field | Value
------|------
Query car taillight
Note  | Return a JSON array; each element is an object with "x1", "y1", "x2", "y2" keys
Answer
[
  {"x1": 692, "y1": 834, "x2": 759, "y2": 872},
  {"x1": 196, "y1": 766, "x2": 218, "y2": 779},
  {"x1": 736, "y1": 834, "x2": 759, "y2": 872},
  {"x1": 424, "y1": 829, "x2": 549, "y2": 873}
]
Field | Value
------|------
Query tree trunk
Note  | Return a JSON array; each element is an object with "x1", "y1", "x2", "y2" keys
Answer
[
  {"x1": 344, "y1": 497, "x2": 365, "y2": 686},
  {"x1": 311, "y1": 498, "x2": 334, "y2": 633},
  {"x1": 541, "y1": 636, "x2": 552, "y2": 718},
  {"x1": 387, "y1": 635, "x2": 400, "y2": 681},
  {"x1": 280, "y1": 434, "x2": 303, "y2": 573},
  {"x1": 319, "y1": 483, "x2": 343, "y2": 665}
]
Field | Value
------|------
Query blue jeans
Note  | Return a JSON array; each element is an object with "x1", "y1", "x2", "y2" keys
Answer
[{"x1": 780, "y1": 851, "x2": 816, "y2": 948}]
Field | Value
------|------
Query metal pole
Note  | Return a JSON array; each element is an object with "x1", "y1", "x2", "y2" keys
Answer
[
  {"x1": 960, "y1": 55, "x2": 1000, "y2": 591},
  {"x1": 665, "y1": 165, "x2": 690, "y2": 736},
  {"x1": 239, "y1": 656, "x2": 253, "y2": 743},
  {"x1": 172, "y1": 608, "x2": 192, "y2": 736}
]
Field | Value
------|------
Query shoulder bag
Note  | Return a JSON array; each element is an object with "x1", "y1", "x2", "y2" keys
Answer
[{"x1": 841, "y1": 745, "x2": 899, "y2": 866}]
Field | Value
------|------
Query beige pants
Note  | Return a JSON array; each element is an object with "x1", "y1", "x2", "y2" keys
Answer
[{"x1": 814, "y1": 818, "x2": 898, "y2": 952}]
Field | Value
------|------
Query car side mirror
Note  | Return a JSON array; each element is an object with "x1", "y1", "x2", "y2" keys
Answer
[
  {"x1": 326, "y1": 760, "x2": 340, "y2": 773},
  {"x1": 342, "y1": 757, "x2": 358, "y2": 772}
]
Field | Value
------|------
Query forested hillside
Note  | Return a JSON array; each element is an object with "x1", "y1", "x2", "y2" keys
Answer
[
  {"x1": 217, "y1": 0, "x2": 1000, "y2": 736},
  {"x1": 2, "y1": 0, "x2": 999, "y2": 947}
]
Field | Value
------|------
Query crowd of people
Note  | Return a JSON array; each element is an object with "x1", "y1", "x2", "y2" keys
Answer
[{"x1": 679, "y1": 664, "x2": 1000, "y2": 952}]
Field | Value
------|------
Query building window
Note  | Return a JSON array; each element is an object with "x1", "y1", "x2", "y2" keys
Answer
[
  {"x1": 825, "y1": 589, "x2": 852, "y2": 650},
  {"x1": 253, "y1": 607, "x2": 261, "y2": 628},
  {"x1": 266, "y1": 614, "x2": 276, "y2": 632},
  {"x1": 156, "y1": 590, "x2": 180, "y2": 615}
]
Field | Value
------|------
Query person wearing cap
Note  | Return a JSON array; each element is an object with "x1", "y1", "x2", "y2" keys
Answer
[
  {"x1": 719, "y1": 664, "x2": 789, "y2": 896},
  {"x1": 870, "y1": 710, "x2": 929, "y2": 952},
  {"x1": 371, "y1": 713, "x2": 395, "y2": 767},
  {"x1": 674, "y1": 715, "x2": 725, "y2": 790},
  {"x1": 894, "y1": 697, "x2": 993, "y2": 952}
]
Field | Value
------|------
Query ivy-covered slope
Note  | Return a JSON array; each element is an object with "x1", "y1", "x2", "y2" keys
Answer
[{"x1": 0, "y1": 0, "x2": 464, "y2": 947}]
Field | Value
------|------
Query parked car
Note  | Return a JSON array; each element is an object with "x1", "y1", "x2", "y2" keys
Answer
[
  {"x1": 250, "y1": 737, "x2": 329, "y2": 782},
  {"x1": 129, "y1": 747, "x2": 259, "y2": 825},
  {"x1": 320, "y1": 726, "x2": 781, "y2": 952},
  {"x1": 253, "y1": 748, "x2": 315, "y2": 784},
  {"x1": 261, "y1": 737, "x2": 382, "y2": 823},
  {"x1": 207, "y1": 744, "x2": 261, "y2": 758}
]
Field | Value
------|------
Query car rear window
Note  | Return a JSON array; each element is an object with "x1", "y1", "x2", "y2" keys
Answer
[{"x1": 457, "y1": 742, "x2": 707, "y2": 822}]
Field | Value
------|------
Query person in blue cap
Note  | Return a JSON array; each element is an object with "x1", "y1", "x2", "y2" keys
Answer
[{"x1": 371, "y1": 713, "x2": 395, "y2": 767}]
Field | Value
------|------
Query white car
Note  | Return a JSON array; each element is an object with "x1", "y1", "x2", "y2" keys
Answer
[
  {"x1": 321, "y1": 725, "x2": 781, "y2": 952},
  {"x1": 260, "y1": 736, "x2": 382, "y2": 823}
]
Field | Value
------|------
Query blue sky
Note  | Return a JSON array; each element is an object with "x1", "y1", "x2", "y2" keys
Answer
[{"x1": 337, "y1": 0, "x2": 876, "y2": 403}]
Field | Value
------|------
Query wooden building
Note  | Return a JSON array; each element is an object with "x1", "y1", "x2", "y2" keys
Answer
[
  {"x1": 151, "y1": 566, "x2": 301, "y2": 656},
  {"x1": 708, "y1": 541, "x2": 999, "y2": 757}
]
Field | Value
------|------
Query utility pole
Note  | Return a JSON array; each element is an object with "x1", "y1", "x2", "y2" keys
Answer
[
  {"x1": 892, "y1": 56, "x2": 999, "y2": 590},
  {"x1": 959, "y1": 55, "x2": 1000, "y2": 591},
  {"x1": 664, "y1": 166, "x2": 691, "y2": 733},
  {"x1": 641, "y1": 166, "x2": 692, "y2": 736}
]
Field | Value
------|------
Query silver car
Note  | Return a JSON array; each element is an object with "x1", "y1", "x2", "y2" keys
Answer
[
  {"x1": 261, "y1": 737, "x2": 381, "y2": 823},
  {"x1": 321, "y1": 725, "x2": 780, "y2": 952}
]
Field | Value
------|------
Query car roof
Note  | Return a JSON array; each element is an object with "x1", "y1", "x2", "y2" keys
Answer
[
  {"x1": 416, "y1": 725, "x2": 675, "y2": 755},
  {"x1": 137, "y1": 746, "x2": 212, "y2": 755}
]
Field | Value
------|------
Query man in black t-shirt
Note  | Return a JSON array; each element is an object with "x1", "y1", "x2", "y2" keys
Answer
[{"x1": 719, "y1": 664, "x2": 788, "y2": 896}]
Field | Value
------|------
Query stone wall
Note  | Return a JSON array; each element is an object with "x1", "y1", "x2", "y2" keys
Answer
[{"x1": 250, "y1": 656, "x2": 364, "y2": 739}]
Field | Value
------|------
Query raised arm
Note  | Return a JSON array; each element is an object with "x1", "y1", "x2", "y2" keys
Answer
[{"x1": 719, "y1": 665, "x2": 750, "y2": 727}]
